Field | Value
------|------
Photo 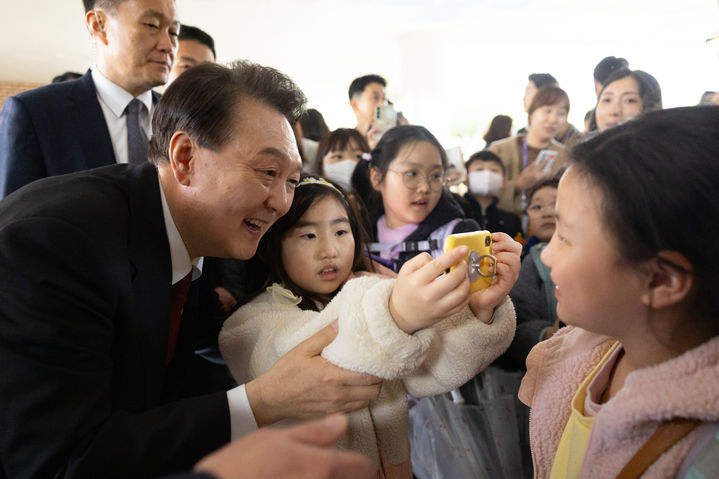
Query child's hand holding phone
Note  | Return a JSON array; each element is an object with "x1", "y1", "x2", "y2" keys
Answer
[
  {"x1": 465, "y1": 232, "x2": 521, "y2": 323},
  {"x1": 388, "y1": 246, "x2": 472, "y2": 334}
]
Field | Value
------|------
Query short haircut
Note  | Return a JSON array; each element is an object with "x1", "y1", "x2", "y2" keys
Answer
[
  {"x1": 148, "y1": 60, "x2": 306, "y2": 165},
  {"x1": 179, "y1": 24, "x2": 216, "y2": 59},
  {"x1": 348, "y1": 74, "x2": 387, "y2": 100},
  {"x1": 528, "y1": 73, "x2": 558, "y2": 89},
  {"x1": 528, "y1": 85, "x2": 570, "y2": 117},
  {"x1": 465, "y1": 150, "x2": 505, "y2": 175},
  {"x1": 83, "y1": 0, "x2": 126, "y2": 12},
  {"x1": 593, "y1": 56, "x2": 629, "y2": 85},
  {"x1": 527, "y1": 176, "x2": 559, "y2": 206}
]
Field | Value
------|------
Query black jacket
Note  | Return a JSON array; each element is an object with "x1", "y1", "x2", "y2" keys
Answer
[
  {"x1": 0, "y1": 163, "x2": 229, "y2": 479},
  {"x1": 458, "y1": 193, "x2": 523, "y2": 239}
]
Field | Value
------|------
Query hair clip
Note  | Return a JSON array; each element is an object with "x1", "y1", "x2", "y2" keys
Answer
[
  {"x1": 297, "y1": 176, "x2": 340, "y2": 192},
  {"x1": 361, "y1": 152, "x2": 372, "y2": 161}
]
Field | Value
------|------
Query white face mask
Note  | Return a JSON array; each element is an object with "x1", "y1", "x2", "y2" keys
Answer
[
  {"x1": 323, "y1": 159, "x2": 358, "y2": 190},
  {"x1": 468, "y1": 170, "x2": 503, "y2": 197}
]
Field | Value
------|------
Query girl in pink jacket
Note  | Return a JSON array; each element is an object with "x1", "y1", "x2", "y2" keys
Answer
[{"x1": 518, "y1": 106, "x2": 719, "y2": 478}]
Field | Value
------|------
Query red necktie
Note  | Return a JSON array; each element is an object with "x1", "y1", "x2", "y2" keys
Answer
[{"x1": 166, "y1": 272, "x2": 192, "y2": 365}]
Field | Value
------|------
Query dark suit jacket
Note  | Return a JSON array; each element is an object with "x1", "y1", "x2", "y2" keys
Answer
[
  {"x1": 0, "y1": 163, "x2": 230, "y2": 479},
  {"x1": 0, "y1": 70, "x2": 160, "y2": 198}
]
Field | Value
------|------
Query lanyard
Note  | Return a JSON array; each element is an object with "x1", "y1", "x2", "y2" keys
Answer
[{"x1": 522, "y1": 136, "x2": 528, "y2": 171}]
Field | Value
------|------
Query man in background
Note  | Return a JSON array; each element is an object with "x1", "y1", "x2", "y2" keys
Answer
[
  {"x1": 0, "y1": 0, "x2": 178, "y2": 197},
  {"x1": 348, "y1": 74, "x2": 387, "y2": 141},
  {"x1": 593, "y1": 55, "x2": 629, "y2": 96},
  {"x1": 522, "y1": 73, "x2": 558, "y2": 115},
  {"x1": 167, "y1": 24, "x2": 216, "y2": 84}
]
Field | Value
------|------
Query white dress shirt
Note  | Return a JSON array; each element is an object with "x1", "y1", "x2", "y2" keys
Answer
[
  {"x1": 158, "y1": 178, "x2": 258, "y2": 439},
  {"x1": 91, "y1": 67, "x2": 153, "y2": 164}
]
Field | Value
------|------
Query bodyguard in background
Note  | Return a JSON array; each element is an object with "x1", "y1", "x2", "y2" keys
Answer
[{"x1": 0, "y1": 0, "x2": 178, "y2": 197}]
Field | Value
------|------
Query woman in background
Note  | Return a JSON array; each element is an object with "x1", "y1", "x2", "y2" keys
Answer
[
  {"x1": 592, "y1": 68, "x2": 662, "y2": 131},
  {"x1": 489, "y1": 85, "x2": 569, "y2": 216},
  {"x1": 483, "y1": 114, "x2": 513, "y2": 148}
]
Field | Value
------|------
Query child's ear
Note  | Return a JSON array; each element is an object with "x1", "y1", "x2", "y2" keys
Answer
[
  {"x1": 641, "y1": 251, "x2": 694, "y2": 309},
  {"x1": 369, "y1": 166, "x2": 383, "y2": 191}
]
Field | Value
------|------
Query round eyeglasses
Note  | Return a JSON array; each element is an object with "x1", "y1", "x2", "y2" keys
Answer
[{"x1": 388, "y1": 169, "x2": 445, "y2": 192}]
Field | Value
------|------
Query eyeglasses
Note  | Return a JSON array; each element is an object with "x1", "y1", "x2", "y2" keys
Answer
[
  {"x1": 527, "y1": 203, "x2": 555, "y2": 215},
  {"x1": 388, "y1": 169, "x2": 445, "y2": 192}
]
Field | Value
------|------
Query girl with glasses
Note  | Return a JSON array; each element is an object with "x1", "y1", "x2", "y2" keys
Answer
[{"x1": 352, "y1": 125, "x2": 488, "y2": 272}]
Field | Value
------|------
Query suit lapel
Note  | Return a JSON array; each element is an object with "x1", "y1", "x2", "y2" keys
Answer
[{"x1": 65, "y1": 70, "x2": 117, "y2": 169}]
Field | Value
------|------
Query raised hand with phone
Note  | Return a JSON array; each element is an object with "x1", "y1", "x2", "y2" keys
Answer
[
  {"x1": 515, "y1": 148, "x2": 558, "y2": 190},
  {"x1": 390, "y1": 231, "x2": 521, "y2": 331}
]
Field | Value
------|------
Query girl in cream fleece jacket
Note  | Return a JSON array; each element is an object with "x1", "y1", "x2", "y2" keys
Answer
[
  {"x1": 219, "y1": 177, "x2": 520, "y2": 478},
  {"x1": 518, "y1": 107, "x2": 719, "y2": 478}
]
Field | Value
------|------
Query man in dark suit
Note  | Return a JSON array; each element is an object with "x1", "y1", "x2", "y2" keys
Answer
[
  {"x1": 0, "y1": 61, "x2": 381, "y2": 478},
  {"x1": 0, "y1": 0, "x2": 178, "y2": 198}
]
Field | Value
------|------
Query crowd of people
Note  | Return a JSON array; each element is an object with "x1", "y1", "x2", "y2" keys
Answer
[{"x1": 0, "y1": 1, "x2": 717, "y2": 478}]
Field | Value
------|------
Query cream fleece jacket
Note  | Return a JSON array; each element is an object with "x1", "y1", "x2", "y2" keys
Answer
[
  {"x1": 519, "y1": 326, "x2": 719, "y2": 478},
  {"x1": 219, "y1": 276, "x2": 516, "y2": 478}
]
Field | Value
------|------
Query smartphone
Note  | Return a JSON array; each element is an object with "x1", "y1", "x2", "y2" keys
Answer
[
  {"x1": 444, "y1": 231, "x2": 497, "y2": 292},
  {"x1": 374, "y1": 105, "x2": 397, "y2": 133},
  {"x1": 537, "y1": 149, "x2": 558, "y2": 173}
]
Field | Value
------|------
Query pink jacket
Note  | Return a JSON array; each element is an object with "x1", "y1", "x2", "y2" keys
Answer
[{"x1": 519, "y1": 326, "x2": 719, "y2": 478}]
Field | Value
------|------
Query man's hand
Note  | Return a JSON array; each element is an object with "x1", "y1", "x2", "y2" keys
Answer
[
  {"x1": 468, "y1": 232, "x2": 522, "y2": 323},
  {"x1": 245, "y1": 324, "x2": 382, "y2": 427},
  {"x1": 389, "y1": 246, "x2": 471, "y2": 334},
  {"x1": 194, "y1": 415, "x2": 374, "y2": 479},
  {"x1": 365, "y1": 122, "x2": 383, "y2": 150}
]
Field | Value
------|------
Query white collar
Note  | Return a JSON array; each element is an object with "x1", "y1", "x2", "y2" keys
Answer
[
  {"x1": 91, "y1": 66, "x2": 153, "y2": 117},
  {"x1": 157, "y1": 176, "x2": 203, "y2": 284}
]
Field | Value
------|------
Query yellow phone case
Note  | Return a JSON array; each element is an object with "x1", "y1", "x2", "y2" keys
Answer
[{"x1": 444, "y1": 231, "x2": 496, "y2": 292}]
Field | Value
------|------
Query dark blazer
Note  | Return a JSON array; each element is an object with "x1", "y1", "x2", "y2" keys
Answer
[
  {"x1": 0, "y1": 163, "x2": 229, "y2": 479},
  {"x1": 0, "y1": 70, "x2": 160, "y2": 198}
]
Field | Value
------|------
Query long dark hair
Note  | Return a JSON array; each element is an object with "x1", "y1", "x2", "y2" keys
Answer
[
  {"x1": 483, "y1": 115, "x2": 512, "y2": 145},
  {"x1": 590, "y1": 68, "x2": 662, "y2": 131},
  {"x1": 256, "y1": 176, "x2": 370, "y2": 311},
  {"x1": 570, "y1": 106, "x2": 719, "y2": 324},
  {"x1": 351, "y1": 125, "x2": 447, "y2": 222}
]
